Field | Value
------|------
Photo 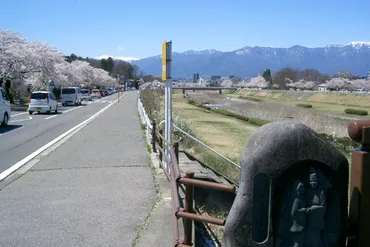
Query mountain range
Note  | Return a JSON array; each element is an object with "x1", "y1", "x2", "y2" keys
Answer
[{"x1": 132, "y1": 42, "x2": 370, "y2": 78}]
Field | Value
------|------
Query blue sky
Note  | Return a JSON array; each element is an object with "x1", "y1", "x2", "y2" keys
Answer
[{"x1": 1, "y1": 0, "x2": 369, "y2": 60}]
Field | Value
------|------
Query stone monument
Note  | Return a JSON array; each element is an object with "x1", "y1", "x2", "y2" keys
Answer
[{"x1": 222, "y1": 121, "x2": 349, "y2": 247}]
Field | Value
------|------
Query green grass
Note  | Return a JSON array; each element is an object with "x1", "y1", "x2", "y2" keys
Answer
[
  {"x1": 173, "y1": 94, "x2": 258, "y2": 159},
  {"x1": 173, "y1": 94, "x2": 258, "y2": 183}
]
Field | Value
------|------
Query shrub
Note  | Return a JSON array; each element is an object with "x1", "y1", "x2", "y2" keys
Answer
[
  {"x1": 344, "y1": 108, "x2": 368, "y2": 116},
  {"x1": 140, "y1": 89, "x2": 198, "y2": 149},
  {"x1": 239, "y1": 96, "x2": 262, "y2": 102},
  {"x1": 212, "y1": 108, "x2": 270, "y2": 126},
  {"x1": 212, "y1": 108, "x2": 250, "y2": 121},
  {"x1": 317, "y1": 133, "x2": 360, "y2": 153},
  {"x1": 248, "y1": 118, "x2": 270, "y2": 126},
  {"x1": 296, "y1": 103, "x2": 313, "y2": 108},
  {"x1": 140, "y1": 88, "x2": 164, "y2": 120}
]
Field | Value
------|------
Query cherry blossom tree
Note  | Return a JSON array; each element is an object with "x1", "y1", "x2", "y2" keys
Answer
[
  {"x1": 1, "y1": 30, "x2": 116, "y2": 92},
  {"x1": 0, "y1": 30, "x2": 29, "y2": 81},
  {"x1": 220, "y1": 80, "x2": 233, "y2": 87},
  {"x1": 238, "y1": 76, "x2": 269, "y2": 89},
  {"x1": 286, "y1": 79, "x2": 316, "y2": 90}
]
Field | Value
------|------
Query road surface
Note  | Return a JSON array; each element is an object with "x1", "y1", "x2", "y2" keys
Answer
[
  {"x1": 0, "y1": 91, "x2": 156, "y2": 247},
  {"x1": 0, "y1": 94, "x2": 119, "y2": 173}
]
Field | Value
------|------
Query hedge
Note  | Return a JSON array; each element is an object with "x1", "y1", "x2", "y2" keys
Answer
[
  {"x1": 212, "y1": 109, "x2": 269, "y2": 126},
  {"x1": 296, "y1": 103, "x2": 313, "y2": 108},
  {"x1": 344, "y1": 108, "x2": 368, "y2": 116},
  {"x1": 239, "y1": 96, "x2": 262, "y2": 102}
]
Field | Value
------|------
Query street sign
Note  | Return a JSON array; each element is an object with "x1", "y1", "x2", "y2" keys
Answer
[
  {"x1": 162, "y1": 41, "x2": 167, "y2": 81},
  {"x1": 49, "y1": 80, "x2": 55, "y2": 87}
]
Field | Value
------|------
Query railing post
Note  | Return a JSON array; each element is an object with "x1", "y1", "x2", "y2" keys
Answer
[
  {"x1": 348, "y1": 120, "x2": 370, "y2": 247},
  {"x1": 152, "y1": 119, "x2": 157, "y2": 153},
  {"x1": 174, "y1": 142, "x2": 179, "y2": 164},
  {"x1": 184, "y1": 172, "x2": 194, "y2": 246},
  {"x1": 159, "y1": 129, "x2": 163, "y2": 162}
]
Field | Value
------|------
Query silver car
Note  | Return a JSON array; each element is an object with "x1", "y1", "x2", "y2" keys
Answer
[
  {"x1": 61, "y1": 87, "x2": 82, "y2": 106},
  {"x1": 81, "y1": 89, "x2": 92, "y2": 101},
  {"x1": 91, "y1": 89, "x2": 101, "y2": 99}
]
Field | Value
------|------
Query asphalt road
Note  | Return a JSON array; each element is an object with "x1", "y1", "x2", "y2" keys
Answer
[
  {"x1": 0, "y1": 91, "x2": 156, "y2": 246},
  {"x1": 0, "y1": 94, "x2": 120, "y2": 174}
]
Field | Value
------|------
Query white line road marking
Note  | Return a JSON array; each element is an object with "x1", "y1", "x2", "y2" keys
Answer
[
  {"x1": 61, "y1": 106, "x2": 83, "y2": 114},
  {"x1": 45, "y1": 115, "x2": 58, "y2": 120},
  {"x1": 0, "y1": 93, "x2": 127, "y2": 181},
  {"x1": 11, "y1": 112, "x2": 28, "y2": 117},
  {"x1": 10, "y1": 116, "x2": 32, "y2": 123}
]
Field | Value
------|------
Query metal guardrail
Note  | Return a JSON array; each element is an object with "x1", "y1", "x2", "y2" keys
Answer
[
  {"x1": 138, "y1": 96, "x2": 237, "y2": 246},
  {"x1": 151, "y1": 121, "x2": 236, "y2": 246}
]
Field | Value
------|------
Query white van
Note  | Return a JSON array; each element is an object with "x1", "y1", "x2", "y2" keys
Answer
[
  {"x1": 0, "y1": 87, "x2": 11, "y2": 126},
  {"x1": 61, "y1": 87, "x2": 82, "y2": 106}
]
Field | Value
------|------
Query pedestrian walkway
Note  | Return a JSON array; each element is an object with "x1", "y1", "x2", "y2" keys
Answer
[{"x1": 0, "y1": 92, "x2": 157, "y2": 247}]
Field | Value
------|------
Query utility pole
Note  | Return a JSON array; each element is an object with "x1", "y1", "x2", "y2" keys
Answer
[
  {"x1": 116, "y1": 74, "x2": 120, "y2": 102},
  {"x1": 163, "y1": 40, "x2": 172, "y2": 172}
]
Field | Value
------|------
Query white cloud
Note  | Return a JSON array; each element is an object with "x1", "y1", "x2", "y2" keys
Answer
[
  {"x1": 96, "y1": 55, "x2": 140, "y2": 61},
  {"x1": 117, "y1": 46, "x2": 124, "y2": 52}
]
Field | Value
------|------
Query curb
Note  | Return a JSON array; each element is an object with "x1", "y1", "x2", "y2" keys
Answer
[{"x1": 11, "y1": 105, "x2": 28, "y2": 112}]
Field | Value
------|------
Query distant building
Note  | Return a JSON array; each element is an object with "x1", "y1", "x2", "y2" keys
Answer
[
  {"x1": 211, "y1": 75, "x2": 221, "y2": 81},
  {"x1": 193, "y1": 73, "x2": 200, "y2": 83},
  {"x1": 318, "y1": 84, "x2": 327, "y2": 92},
  {"x1": 367, "y1": 70, "x2": 370, "y2": 79}
]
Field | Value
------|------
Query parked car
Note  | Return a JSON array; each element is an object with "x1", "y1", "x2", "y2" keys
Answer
[
  {"x1": 81, "y1": 89, "x2": 92, "y2": 101},
  {"x1": 61, "y1": 87, "x2": 82, "y2": 106},
  {"x1": 28, "y1": 91, "x2": 58, "y2": 115},
  {"x1": 91, "y1": 89, "x2": 101, "y2": 99},
  {"x1": 0, "y1": 87, "x2": 11, "y2": 126},
  {"x1": 100, "y1": 89, "x2": 109, "y2": 97}
]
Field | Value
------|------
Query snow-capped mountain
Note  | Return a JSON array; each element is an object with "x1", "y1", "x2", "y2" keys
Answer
[
  {"x1": 132, "y1": 42, "x2": 370, "y2": 78},
  {"x1": 96, "y1": 55, "x2": 139, "y2": 62}
]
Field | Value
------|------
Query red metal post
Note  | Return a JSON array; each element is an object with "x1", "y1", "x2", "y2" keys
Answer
[
  {"x1": 159, "y1": 129, "x2": 163, "y2": 162},
  {"x1": 348, "y1": 120, "x2": 370, "y2": 247},
  {"x1": 183, "y1": 172, "x2": 194, "y2": 246},
  {"x1": 152, "y1": 120, "x2": 157, "y2": 153}
]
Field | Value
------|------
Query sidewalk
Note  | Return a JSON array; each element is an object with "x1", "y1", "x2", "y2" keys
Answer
[{"x1": 0, "y1": 92, "x2": 157, "y2": 247}]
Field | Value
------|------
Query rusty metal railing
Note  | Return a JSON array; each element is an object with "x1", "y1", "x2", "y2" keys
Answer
[{"x1": 151, "y1": 119, "x2": 236, "y2": 246}]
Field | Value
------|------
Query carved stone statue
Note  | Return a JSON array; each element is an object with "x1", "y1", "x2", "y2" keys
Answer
[
  {"x1": 306, "y1": 167, "x2": 327, "y2": 247},
  {"x1": 277, "y1": 167, "x2": 332, "y2": 247},
  {"x1": 290, "y1": 181, "x2": 308, "y2": 247}
]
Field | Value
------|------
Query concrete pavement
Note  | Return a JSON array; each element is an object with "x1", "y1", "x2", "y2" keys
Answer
[
  {"x1": 0, "y1": 92, "x2": 157, "y2": 247},
  {"x1": 0, "y1": 95, "x2": 118, "y2": 173}
]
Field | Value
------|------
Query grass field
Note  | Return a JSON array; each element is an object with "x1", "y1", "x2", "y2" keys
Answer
[
  {"x1": 143, "y1": 90, "x2": 353, "y2": 185},
  {"x1": 225, "y1": 90, "x2": 370, "y2": 117},
  {"x1": 173, "y1": 94, "x2": 258, "y2": 163}
]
